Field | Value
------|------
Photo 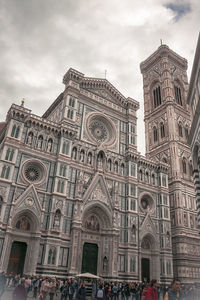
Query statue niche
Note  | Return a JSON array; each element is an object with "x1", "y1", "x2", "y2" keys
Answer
[{"x1": 53, "y1": 209, "x2": 61, "y2": 229}]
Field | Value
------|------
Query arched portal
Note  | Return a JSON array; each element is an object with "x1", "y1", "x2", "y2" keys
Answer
[
  {"x1": 71, "y1": 201, "x2": 116, "y2": 277},
  {"x1": 140, "y1": 234, "x2": 159, "y2": 282},
  {"x1": 4, "y1": 209, "x2": 41, "y2": 275}
]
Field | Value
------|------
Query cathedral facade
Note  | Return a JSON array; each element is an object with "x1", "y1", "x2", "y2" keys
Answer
[{"x1": 0, "y1": 45, "x2": 199, "y2": 284}]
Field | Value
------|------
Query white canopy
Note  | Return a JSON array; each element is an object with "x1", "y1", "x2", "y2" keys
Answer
[{"x1": 76, "y1": 272, "x2": 101, "y2": 279}]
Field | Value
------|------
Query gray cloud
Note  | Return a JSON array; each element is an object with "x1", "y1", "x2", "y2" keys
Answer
[
  {"x1": 165, "y1": 1, "x2": 191, "y2": 21},
  {"x1": 0, "y1": 0, "x2": 199, "y2": 154}
]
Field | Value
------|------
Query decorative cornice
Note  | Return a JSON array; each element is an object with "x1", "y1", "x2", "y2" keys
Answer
[
  {"x1": 63, "y1": 68, "x2": 84, "y2": 84},
  {"x1": 63, "y1": 68, "x2": 140, "y2": 109},
  {"x1": 140, "y1": 44, "x2": 188, "y2": 74}
]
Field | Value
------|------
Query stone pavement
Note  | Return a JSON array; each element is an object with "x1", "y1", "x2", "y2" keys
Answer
[{"x1": 1, "y1": 288, "x2": 62, "y2": 300}]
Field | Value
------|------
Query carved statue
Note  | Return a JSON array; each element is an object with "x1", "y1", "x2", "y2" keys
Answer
[
  {"x1": 27, "y1": 132, "x2": 33, "y2": 145},
  {"x1": 103, "y1": 256, "x2": 108, "y2": 272},
  {"x1": 47, "y1": 139, "x2": 53, "y2": 152},
  {"x1": 54, "y1": 210, "x2": 61, "y2": 228},
  {"x1": 80, "y1": 151, "x2": 85, "y2": 162},
  {"x1": 76, "y1": 170, "x2": 84, "y2": 197}
]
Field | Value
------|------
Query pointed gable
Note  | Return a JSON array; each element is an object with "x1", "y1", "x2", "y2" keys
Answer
[
  {"x1": 83, "y1": 173, "x2": 113, "y2": 210},
  {"x1": 14, "y1": 184, "x2": 43, "y2": 217},
  {"x1": 140, "y1": 213, "x2": 157, "y2": 239}
]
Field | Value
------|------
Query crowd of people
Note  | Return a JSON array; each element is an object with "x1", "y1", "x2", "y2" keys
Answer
[{"x1": 0, "y1": 272, "x2": 198, "y2": 300}]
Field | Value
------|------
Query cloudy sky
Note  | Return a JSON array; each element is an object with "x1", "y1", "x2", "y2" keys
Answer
[{"x1": 0, "y1": 0, "x2": 199, "y2": 154}]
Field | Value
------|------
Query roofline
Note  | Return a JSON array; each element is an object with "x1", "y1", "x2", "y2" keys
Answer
[
  {"x1": 140, "y1": 44, "x2": 187, "y2": 73},
  {"x1": 42, "y1": 92, "x2": 64, "y2": 119},
  {"x1": 187, "y1": 32, "x2": 200, "y2": 104}
]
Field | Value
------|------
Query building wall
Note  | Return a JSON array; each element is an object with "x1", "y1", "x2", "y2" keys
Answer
[
  {"x1": 187, "y1": 33, "x2": 200, "y2": 227},
  {"x1": 0, "y1": 69, "x2": 173, "y2": 283}
]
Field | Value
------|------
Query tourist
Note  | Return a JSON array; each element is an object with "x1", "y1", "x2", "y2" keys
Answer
[
  {"x1": 164, "y1": 279, "x2": 184, "y2": 300},
  {"x1": 60, "y1": 280, "x2": 68, "y2": 300},
  {"x1": 68, "y1": 280, "x2": 75, "y2": 300},
  {"x1": 144, "y1": 280, "x2": 158, "y2": 300},
  {"x1": 33, "y1": 276, "x2": 40, "y2": 298},
  {"x1": 39, "y1": 278, "x2": 49, "y2": 300},
  {"x1": 0, "y1": 272, "x2": 6, "y2": 300},
  {"x1": 78, "y1": 281, "x2": 86, "y2": 300},
  {"x1": 124, "y1": 283, "x2": 130, "y2": 300},
  {"x1": 49, "y1": 278, "x2": 57, "y2": 300},
  {"x1": 96, "y1": 284, "x2": 105, "y2": 300},
  {"x1": 12, "y1": 278, "x2": 27, "y2": 300}
]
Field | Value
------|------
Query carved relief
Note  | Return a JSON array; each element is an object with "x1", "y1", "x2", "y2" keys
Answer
[
  {"x1": 84, "y1": 215, "x2": 100, "y2": 232},
  {"x1": 89, "y1": 184, "x2": 107, "y2": 204}
]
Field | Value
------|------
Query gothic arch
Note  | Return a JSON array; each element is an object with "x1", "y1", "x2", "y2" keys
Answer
[
  {"x1": 82, "y1": 202, "x2": 112, "y2": 230},
  {"x1": 150, "y1": 80, "x2": 162, "y2": 109},
  {"x1": 173, "y1": 78, "x2": 184, "y2": 106},
  {"x1": 141, "y1": 233, "x2": 156, "y2": 251},
  {"x1": 11, "y1": 209, "x2": 40, "y2": 232}
]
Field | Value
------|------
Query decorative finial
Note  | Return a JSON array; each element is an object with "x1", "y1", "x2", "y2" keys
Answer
[
  {"x1": 160, "y1": 39, "x2": 163, "y2": 46},
  {"x1": 21, "y1": 98, "x2": 25, "y2": 107}
]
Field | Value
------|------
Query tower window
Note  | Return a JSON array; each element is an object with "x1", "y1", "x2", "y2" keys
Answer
[
  {"x1": 62, "y1": 141, "x2": 70, "y2": 155},
  {"x1": 69, "y1": 97, "x2": 75, "y2": 107},
  {"x1": 178, "y1": 124, "x2": 183, "y2": 137},
  {"x1": 11, "y1": 125, "x2": 20, "y2": 138},
  {"x1": 5, "y1": 148, "x2": 14, "y2": 161},
  {"x1": 160, "y1": 122, "x2": 165, "y2": 138},
  {"x1": 57, "y1": 180, "x2": 64, "y2": 193},
  {"x1": 1, "y1": 165, "x2": 10, "y2": 179},
  {"x1": 185, "y1": 128, "x2": 189, "y2": 141},
  {"x1": 153, "y1": 86, "x2": 162, "y2": 108},
  {"x1": 182, "y1": 158, "x2": 187, "y2": 174},
  {"x1": 153, "y1": 127, "x2": 158, "y2": 142},
  {"x1": 174, "y1": 85, "x2": 182, "y2": 106},
  {"x1": 67, "y1": 109, "x2": 74, "y2": 119}
]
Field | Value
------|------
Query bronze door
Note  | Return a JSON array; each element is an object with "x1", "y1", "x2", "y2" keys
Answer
[
  {"x1": 81, "y1": 243, "x2": 98, "y2": 275},
  {"x1": 141, "y1": 258, "x2": 150, "y2": 283},
  {"x1": 7, "y1": 241, "x2": 27, "y2": 275}
]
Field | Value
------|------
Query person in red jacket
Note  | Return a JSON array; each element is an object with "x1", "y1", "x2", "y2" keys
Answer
[{"x1": 145, "y1": 280, "x2": 158, "y2": 300}]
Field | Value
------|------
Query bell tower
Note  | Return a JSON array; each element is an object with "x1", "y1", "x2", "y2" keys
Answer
[{"x1": 140, "y1": 45, "x2": 200, "y2": 282}]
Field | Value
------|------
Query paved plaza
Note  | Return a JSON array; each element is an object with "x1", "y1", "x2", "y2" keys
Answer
[{"x1": 1, "y1": 288, "x2": 61, "y2": 300}]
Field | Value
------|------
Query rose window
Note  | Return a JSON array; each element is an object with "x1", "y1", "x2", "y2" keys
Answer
[
  {"x1": 86, "y1": 113, "x2": 116, "y2": 145},
  {"x1": 25, "y1": 166, "x2": 40, "y2": 182},
  {"x1": 22, "y1": 160, "x2": 46, "y2": 184},
  {"x1": 89, "y1": 121, "x2": 108, "y2": 142},
  {"x1": 140, "y1": 194, "x2": 155, "y2": 213}
]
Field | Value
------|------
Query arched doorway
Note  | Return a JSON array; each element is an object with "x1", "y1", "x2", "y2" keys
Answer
[
  {"x1": 7, "y1": 241, "x2": 27, "y2": 275},
  {"x1": 141, "y1": 236, "x2": 151, "y2": 282},
  {"x1": 77, "y1": 202, "x2": 114, "y2": 277},
  {"x1": 141, "y1": 234, "x2": 159, "y2": 282},
  {"x1": 4, "y1": 211, "x2": 41, "y2": 275}
]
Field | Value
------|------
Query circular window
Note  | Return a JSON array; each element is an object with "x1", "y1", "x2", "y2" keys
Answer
[
  {"x1": 22, "y1": 160, "x2": 46, "y2": 185},
  {"x1": 140, "y1": 194, "x2": 155, "y2": 213},
  {"x1": 25, "y1": 166, "x2": 40, "y2": 182},
  {"x1": 86, "y1": 113, "x2": 116, "y2": 146},
  {"x1": 89, "y1": 121, "x2": 108, "y2": 142}
]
